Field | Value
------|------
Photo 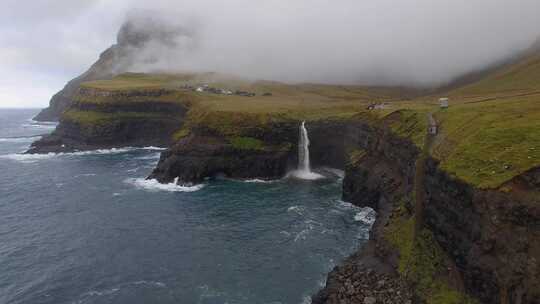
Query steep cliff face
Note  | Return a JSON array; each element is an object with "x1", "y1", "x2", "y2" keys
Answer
[
  {"x1": 314, "y1": 118, "x2": 540, "y2": 304},
  {"x1": 33, "y1": 47, "x2": 118, "y2": 121},
  {"x1": 424, "y1": 161, "x2": 540, "y2": 304},
  {"x1": 149, "y1": 133, "x2": 294, "y2": 184},
  {"x1": 314, "y1": 121, "x2": 420, "y2": 304},
  {"x1": 28, "y1": 88, "x2": 187, "y2": 153},
  {"x1": 148, "y1": 119, "x2": 350, "y2": 184}
]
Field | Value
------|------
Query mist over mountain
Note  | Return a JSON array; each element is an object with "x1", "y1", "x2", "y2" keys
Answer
[
  {"x1": 108, "y1": 0, "x2": 540, "y2": 87},
  {"x1": 2, "y1": 0, "x2": 540, "y2": 109}
]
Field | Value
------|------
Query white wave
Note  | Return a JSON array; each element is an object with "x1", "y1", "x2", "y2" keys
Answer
[
  {"x1": 280, "y1": 230, "x2": 291, "y2": 237},
  {"x1": 0, "y1": 147, "x2": 164, "y2": 163},
  {"x1": 71, "y1": 147, "x2": 137, "y2": 155},
  {"x1": 22, "y1": 122, "x2": 57, "y2": 130},
  {"x1": 287, "y1": 205, "x2": 305, "y2": 214},
  {"x1": 243, "y1": 178, "x2": 275, "y2": 183},
  {"x1": 336, "y1": 200, "x2": 361, "y2": 211},
  {"x1": 125, "y1": 177, "x2": 204, "y2": 192},
  {"x1": 294, "y1": 229, "x2": 310, "y2": 242},
  {"x1": 79, "y1": 280, "x2": 165, "y2": 301},
  {"x1": 354, "y1": 207, "x2": 377, "y2": 225},
  {"x1": 301, "y1": 295, "x2": 312, "y2": 304},
  {"x1": 132, "y1": 280, "x2": 166, "y2": 288},
  {"x1": 76, "y1": 173, "x2": 97, "y2": 177},
  {"x1": 0, "y1": 152, "x2": 58, "y2": 163},
  {"x1": 0, "y1": 136, "x2": 41, "y2": 143},
  {"x1": 287, "y1": 170, "x2": 325, "y2": 180},
  {"x1": 27, "y1": 119, "x2": 58, "y2": 125},
  {"x1": 139, "y1": 146, "x2": 167, "y2": 151},
  {"x1": 83, "y1": 288, "x2": 120, "y2": 297}
]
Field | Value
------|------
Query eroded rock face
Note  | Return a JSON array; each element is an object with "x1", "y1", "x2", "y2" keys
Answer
[
  {"x1": 424, "y1": 160, "x2": 540, "y2": 304},
  {"x1": 148, "y1": 134, "x2": 294, "y2": 184},
  {"x1": 147, "y1": 120, "x2": 350, "y2": 185},
  {"x1": 315, "y1": 122, "x2": 418, "y2": 304},
  {"x1": 28, "y1": 97, "x2": 187, "y2": 153},
  {"x1": 315, "y1": 121, "x2": 539, "y2": 304}
]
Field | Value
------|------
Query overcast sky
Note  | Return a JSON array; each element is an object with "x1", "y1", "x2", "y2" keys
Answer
[{"x1": 1, "y1": 0, "x2": 539, "y2": 108}]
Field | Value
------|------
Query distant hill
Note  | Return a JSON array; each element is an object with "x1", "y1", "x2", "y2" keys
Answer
[
  {"x1": 437, "y1": 37, "x2": 540, "y2": 95},
  {"x1": 33, "y1": 13, "x2": 192, "y2": 121}
]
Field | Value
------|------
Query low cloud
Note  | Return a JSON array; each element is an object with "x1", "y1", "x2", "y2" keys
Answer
[
  {"x1": 1, "y1": 0, "x2": 539, "y2": 106},
  {"x1": 113, "y1": 0, "x2": 540, "y2": 87}
]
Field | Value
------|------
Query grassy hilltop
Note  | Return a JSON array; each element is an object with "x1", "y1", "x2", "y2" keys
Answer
[{"x1": 73, "y1": 50, "x2": 540, "y2": 190}]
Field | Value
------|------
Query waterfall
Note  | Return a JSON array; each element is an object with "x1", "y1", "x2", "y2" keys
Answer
[
  {"x1": 290, "y1": 121, "x2": 323, "y2": 180},
  {"x1": 298, "y1": 121, "x2": 311, "y2": 172}
]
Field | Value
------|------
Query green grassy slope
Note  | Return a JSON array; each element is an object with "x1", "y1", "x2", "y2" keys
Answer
[
  {"x1": 75, "y1": 50, "x2": 540, "y2": 189},
  {"x1": 429, "y1": 51, "x2": 540, "y2": 188}
]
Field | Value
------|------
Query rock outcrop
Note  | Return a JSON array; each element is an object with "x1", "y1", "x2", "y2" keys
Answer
[
  {"x1": 148, "y1": 119, "x2": 350, "y2": 184},
  {"x1": 34, "y1": 12, "x2": 193, "y2": 122},
  {"x1": 314, "y1": 119, "x2": 540, "y2": 304},
  {"x1": 28, "y1": 88, "x2": 187, "y2": 153}
]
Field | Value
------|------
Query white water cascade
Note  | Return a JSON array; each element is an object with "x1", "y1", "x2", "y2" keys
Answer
[
  {"x1": 298, "y1": 121, "x2": 311, "y2": 172},
  {"x1": 290, "y1": 121, "x2": 323, "y2": 180}
]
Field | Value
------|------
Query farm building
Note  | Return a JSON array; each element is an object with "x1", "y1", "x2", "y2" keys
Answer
[{"x1": 439, "y1": 97, "x2": 449, "y2": 108}]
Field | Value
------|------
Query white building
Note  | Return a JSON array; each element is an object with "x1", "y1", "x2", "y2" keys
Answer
[{"x1": 439, "y1": 97, "x2": 449, "y2": 108}]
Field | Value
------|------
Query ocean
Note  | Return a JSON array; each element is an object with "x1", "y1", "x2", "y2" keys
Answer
[{"x1": 0, "y1": 109, "x2": 375, "y2": 304}]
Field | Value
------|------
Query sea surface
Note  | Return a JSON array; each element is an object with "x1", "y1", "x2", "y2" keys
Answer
[{"x1": 0, "y1": 109, "x2": 375, "y2": 304}]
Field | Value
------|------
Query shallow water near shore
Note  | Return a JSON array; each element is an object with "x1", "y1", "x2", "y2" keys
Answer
[{"x1": 0, "y1": 109, "x2": 374, "y2": 304}]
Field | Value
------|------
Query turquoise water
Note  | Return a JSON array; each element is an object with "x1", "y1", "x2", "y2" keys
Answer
[{"x1": 0, "y1": 109, "x2": 374, "y2": 304}]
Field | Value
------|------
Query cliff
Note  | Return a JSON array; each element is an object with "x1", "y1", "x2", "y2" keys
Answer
[
  {"x1": 33, "y1": 12, "x2": 193, "y2": 122},
  {"x1": 145, "y1": 105, "x2": 538, "y2": 303},
  {"x1": 26, "y1": 40, "x2": 540, "y2": 303},
  {"x1": 28, "y1": 83, "x2": 189, "y2": 152},
  {"x1": 313, "y1": 115, "x2": 540, "y2": 304}
]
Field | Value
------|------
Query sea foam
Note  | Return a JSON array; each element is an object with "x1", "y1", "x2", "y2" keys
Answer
[
  {"x1": 0, "y1": 147, "x2": 166, "y2": 163},
  {"x1": 354, "y1": 207, "x2": 377, "y2": 225},
  {"x1": 243, "y1": 178, "x2": 275, "y2": 183},
  {"x1": 0, "y1": 136, "x2": 42, "y2": 143},
  {"x1": 287, "y1": 170, "x2": 325, "y2": 180},
  {"x1": 125, "y1": 178, "x2": 204, "y2": 192}
]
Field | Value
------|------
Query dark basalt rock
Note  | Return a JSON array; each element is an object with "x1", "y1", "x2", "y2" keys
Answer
[
  {"x1": 423, "y1": 160, "x2": 540, "y2": 304},
  {"x1": 315, "y1": 122, "x2": 540, "y2": 304},
  {"x1": 28, "y1": 100, "x2": 187, "y2": 153},
  {"x1": 147, "y1": 120, "x2": 350, "y2": 185},
  {"x1": 148, "y1": 134, "x2": 294, "y2": 184},
  {"x1": 313, "y1": 261, "x2": 413, "y2": 304},
  {"x1": 27, "y1": 116, "x2": 183, "y2": 153},
  {"x1": 315, "y1": 122, "x2": 418, "y2": 304}
]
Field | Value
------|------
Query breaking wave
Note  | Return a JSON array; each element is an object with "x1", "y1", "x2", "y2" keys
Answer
[
  {"x1": 22, "y1": 120, "x2": 58, "y2": 130},
  {"x1": 78, "y1": 280, "x2": 166, "y2": 302},
  {"x1": 354, "y1": 208, "x2": 377, "y2": 225},
  {"x1": 0, "y1": 147, "x2": 166, "y2": 163},
  {"x1": 243, "y1": 178, "x2": 276, "y2": 183},
  {"x1": 0, "y1": 136, "x2": 42, "y2": 143},
  {"x1": 124, "y1": 177, "x2": 204, "y2": 192}
]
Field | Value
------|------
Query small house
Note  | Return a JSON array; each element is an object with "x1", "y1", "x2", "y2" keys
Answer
[{"x1": 439, "y1": 97, "x2": 449, "y2": 108}]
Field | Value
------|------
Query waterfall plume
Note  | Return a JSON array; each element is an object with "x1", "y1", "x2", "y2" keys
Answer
[{"x1": 290, "y1": 121, "x2": 323, "y2": 180}]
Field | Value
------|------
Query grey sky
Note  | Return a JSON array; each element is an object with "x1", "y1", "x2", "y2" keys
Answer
[{"x1": 1, "y1": 0, "x2": 539, "y2": 108}]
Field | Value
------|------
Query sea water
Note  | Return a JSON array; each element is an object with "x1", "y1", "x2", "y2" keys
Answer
[{"x1": 0, "y1": 109, "x2": 375, "y2": 304}]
